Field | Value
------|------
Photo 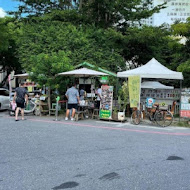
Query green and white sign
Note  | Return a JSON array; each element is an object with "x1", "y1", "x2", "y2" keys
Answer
[{"x1": 99, "y1": 76, "x2": 109, "y2": 84}]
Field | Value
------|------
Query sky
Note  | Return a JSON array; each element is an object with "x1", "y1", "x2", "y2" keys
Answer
[{"x1": 0, "y1": 0, "x2": 20, "y2": 17}]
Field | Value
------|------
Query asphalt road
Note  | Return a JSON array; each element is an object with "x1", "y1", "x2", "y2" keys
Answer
[{"x1": 0, "y1": 112, "x2": 190, "y2": 190}]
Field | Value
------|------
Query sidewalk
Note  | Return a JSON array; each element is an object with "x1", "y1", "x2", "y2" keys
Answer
[{"x1": 0, "y1": 110, "x2": 189, "y2": 128}]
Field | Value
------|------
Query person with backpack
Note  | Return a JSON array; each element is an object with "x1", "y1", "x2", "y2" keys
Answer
[{"x1": 13, "y1": 83, "x2": 28, "y2": 121}]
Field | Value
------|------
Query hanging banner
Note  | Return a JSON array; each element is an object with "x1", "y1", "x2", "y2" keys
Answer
[
  {"x1": 180, "y1": 89, "x2": 190, "y2": 118},
  {"x1": 99, "y1": 85, "x2": 113, "y2": 119},
  {"x1": 128, "y1": 75, "x2": 141, "y2": 108}
]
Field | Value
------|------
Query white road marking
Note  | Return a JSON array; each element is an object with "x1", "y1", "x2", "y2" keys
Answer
[
  {"x1": 96, "y1": 121, "x2": 123, "y2": 125},
  {"x1": 96, "y1": 120, "x2": 174, "y2": 130}
]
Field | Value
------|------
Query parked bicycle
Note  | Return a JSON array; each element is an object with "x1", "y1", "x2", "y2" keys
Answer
[{"x1": 131, "y1": 101, "x2": 176, "y2": 127}]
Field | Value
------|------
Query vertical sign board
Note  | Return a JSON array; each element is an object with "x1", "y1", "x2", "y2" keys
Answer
[
  {"x1": 128, "y1": 75, "x2": 141, "y2": 108},
  {"x1": 180, "y1": 89, "x2": 190, "y2": 118},
  {"x1": 99, "y1": 85, "x2": 113, "y2": 119}
]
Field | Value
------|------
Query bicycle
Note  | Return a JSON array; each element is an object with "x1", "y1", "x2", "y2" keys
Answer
[{"x1": 131, "y1": 102, "x2": 174, "y2": 127}]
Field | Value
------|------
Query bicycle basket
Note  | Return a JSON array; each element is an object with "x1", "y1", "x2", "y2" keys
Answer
[{"x1": 159, "y1": 105, "x2": 168, "y2": 110}]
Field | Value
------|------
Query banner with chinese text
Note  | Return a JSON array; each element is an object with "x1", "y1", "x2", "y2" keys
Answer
[{"x1": 128, "y1": 75, "x2": 141, "y2": 108}]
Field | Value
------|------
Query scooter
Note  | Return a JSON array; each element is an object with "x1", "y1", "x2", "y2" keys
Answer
[{"x1": 9, "y1": 98, "x2": 40, "y2": 116}]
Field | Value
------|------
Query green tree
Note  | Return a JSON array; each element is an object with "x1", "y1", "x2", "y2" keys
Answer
[
  {"x1": 80, "y1": 0, "x2": 166, "y2": 29},
  {"x1": 171, "y1": 18, "x2": 190, "y2": 87},
  {"x1": 10, "y1": 0, "x2": 78, "y2": 17},
  {"x1": 29, "y1": 51, "x2": 72, "y2": 88},
  {"x1": 12, "y1": 0, "x2": 166, "y2": 30},
  {"x1": 16, "y1": 18, "x2": 125, "y2": 73},
  {"x1": 0, "y1": 17, "x2": 21, "y2": 87},
  {"x1": 116, "y1": 25, "x2": 182, "y2": 70},
  {"x1": 28, "y1": 50, "x2": 72, "y2": 107}
]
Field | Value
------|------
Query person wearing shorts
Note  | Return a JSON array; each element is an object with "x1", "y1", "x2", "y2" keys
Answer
[
  {"x1": 13, "y1": 83, "x2": 28, "y2": 121},
  {"x1": 65, "y1": 83, "x2": 80, "y2": 121}
]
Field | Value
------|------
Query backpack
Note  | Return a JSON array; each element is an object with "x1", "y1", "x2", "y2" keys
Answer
[{"x1": 16, "y1": 96, "x2": 25, "y2": 104}]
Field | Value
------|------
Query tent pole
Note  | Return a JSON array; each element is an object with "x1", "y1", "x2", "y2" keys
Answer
[
  {"x1": 179, "y1": 79, "x2": 182, "y2": 122},
  {"x1": 115, "y1": 78, "x2": 119, "y2": 107}
]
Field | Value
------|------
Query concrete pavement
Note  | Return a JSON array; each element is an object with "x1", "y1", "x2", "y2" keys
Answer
[{"x1": 0, "y1": 111, "x2": 190, "y2": 190}]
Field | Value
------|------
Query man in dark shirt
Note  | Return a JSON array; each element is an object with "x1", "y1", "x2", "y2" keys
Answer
[{"x1": 13, "y1": 83, "x2": 28, "y2": 121}]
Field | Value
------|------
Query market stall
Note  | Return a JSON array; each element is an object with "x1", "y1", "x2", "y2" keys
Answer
[
  {"x1": 117, "y1": 58, "x2": 183, "y2": 115},
  {"x1": 14, "y1": 73, "x2": 49, "y2": 115},
  {"x1": 140, "y1": 81, "x2": 179, "y2": 106},
  {"x1": 57, "y1": 68, "x2": 109, "y2": 119}
]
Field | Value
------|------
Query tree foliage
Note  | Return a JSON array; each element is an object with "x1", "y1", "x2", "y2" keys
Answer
[
  {"x1": 2, "y1": 0, "x2": 189, "y2": 90},
  {"x1": 0, "y1": 17, "x2": 21, "y2": 87},
  {"x1": 171, "y1": 18, "x2": 190, "y2": 87},
  {"x1": 12, "y1": 0, "x2": 166, "y2": 30},
  {"x1": 16, "y1": 17, "x2": 125, "y2": 73},
  {"x1": 80, "y1": 0, "x2": 166, "y2": 29},
  {"x1": 29, "y1": 50, "x2": 72, "y2": 90},
  {"x1": 10, "y1": 0, "x2": 78, "y2": 17}
]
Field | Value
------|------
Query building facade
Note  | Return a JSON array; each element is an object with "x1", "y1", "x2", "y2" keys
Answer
[{"x1": 142, "y1": 0, "x2": 190, "y2": 26}]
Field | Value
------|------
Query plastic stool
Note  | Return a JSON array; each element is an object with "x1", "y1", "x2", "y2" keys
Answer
[{"x1": 92, "y1": 109, "x2": 99, "y2": 119}]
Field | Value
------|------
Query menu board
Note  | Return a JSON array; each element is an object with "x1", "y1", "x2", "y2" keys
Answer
[
  {"x1": 180, "y1": 89, "x2": 190, "y2": 118},
  {"x1": 99, "y1": 85, "x2": 113, "y2": 119},
  {"x1": 141, "y1": 89, "x2": 180, "y2": 100}
]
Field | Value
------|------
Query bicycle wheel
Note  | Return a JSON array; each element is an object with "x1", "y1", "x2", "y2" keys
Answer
[
  {"x1": 131, "y1": 110, "x2": 141, "y2": 125},
  {"x1": 155, "y1": 111, "x2": 173, "y2": 127}
]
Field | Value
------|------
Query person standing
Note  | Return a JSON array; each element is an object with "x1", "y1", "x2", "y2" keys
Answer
[
  {"x1": 96, "y1": 84, "x2": 102, "y2": 109},
  {"x1": 65, "y1": 83, "x2": 80, "y2": 121},
  {"x1": 13, "y1": 83, "x2": 28, "y2": 121},
  {"x1": 79, "y1": 86, "x2": 86, "y2": 101}
]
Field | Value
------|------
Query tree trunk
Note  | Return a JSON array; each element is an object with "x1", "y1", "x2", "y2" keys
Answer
[
  {"x1": 0, "y1": 71, "x2": 10, "y2": 87},
  {"x1": 48, "y1": 86, "x2": 51, "y2": 115},
  {"x1": 79, "y1": 0, "x2": 83, "y2": 10}
]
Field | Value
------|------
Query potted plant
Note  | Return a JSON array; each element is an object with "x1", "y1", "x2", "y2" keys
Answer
[
  {"x1": 112, "y1": 106, "x2": 119, "y2": 120},
  {"x1": 117, "y1": 81, "x2": 129, "y2": 121}
]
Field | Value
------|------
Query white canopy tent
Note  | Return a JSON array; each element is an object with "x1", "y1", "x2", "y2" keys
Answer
[
  {"x1": 57, "y1": 68, "x2": 108, "y2": 77},
  {"x1": 117, "y1": 58, "x2": 183, "y2": 80},
  {"x1": 141, "y1": 81, "x2": 174, "y2": 89},
  {"x1": 116, "y1": 58, "x2": 184, "y2": 118}
]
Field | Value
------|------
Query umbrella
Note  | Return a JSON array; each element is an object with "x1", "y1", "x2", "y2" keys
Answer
[
  {"x1": 57, "y1": 68, "x2": 108, "y2": 77},
  {"x1": 14, "y1": 73, "x2": 29, "y2": 79},
  {"x1": 57, "y1": 68, "x2": 109, "y2": 97}
]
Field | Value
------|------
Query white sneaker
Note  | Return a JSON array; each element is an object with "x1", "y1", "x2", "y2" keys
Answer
[
  {"x1": 71, "y1": 117, "x2": 75, "y2": 121},
  {"x1": 65, "y1": 117, "x2": 68, "y2": 121}
]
